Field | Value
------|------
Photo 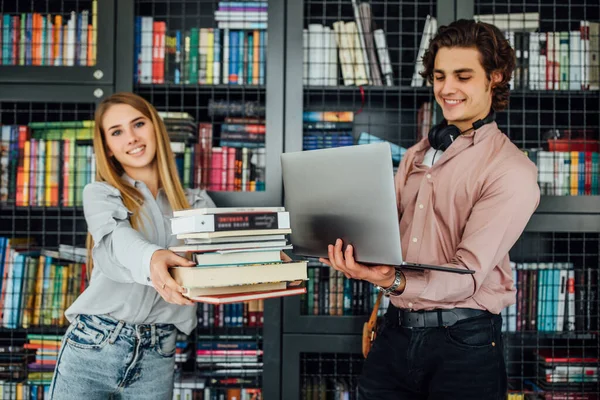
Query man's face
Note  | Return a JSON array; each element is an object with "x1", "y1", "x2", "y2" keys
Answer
[{"x1": 433, "y1": 46, "x2": 496, "y2": 133}]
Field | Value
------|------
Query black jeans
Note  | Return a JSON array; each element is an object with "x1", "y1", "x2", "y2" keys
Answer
[{"x1": 357, "y1": 307, "x2": 507, "y2": 400}]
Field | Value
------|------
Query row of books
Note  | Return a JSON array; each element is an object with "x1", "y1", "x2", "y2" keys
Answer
[
  {"x1": 0, "y1": 2, "x2": 97, "y2": 67},
  {"x1": 506, "y1": 25, "x2": 600, "y2": 91},
  {"x1": 303, "y1": 265, "x2": 382, "y2": 316},
  {"x1": 135, "y1": 18, "x2": 266, "y2": 85},
  {"x1": 529, "y1": 150, "x2": 600, "y2": 196},
  {"x1": 303, "y1": 111, "x2": 354, "y2": 151},
  {"x1": 0, "y1": 334, "x2": 61, "y2": 397},
  {"x1": 501, "y1": 263, "x2": 598, "y2": 333},
  {"x1": 197, "y1": 300, "x2": 264, "y2": 328},
  {"x1": 303, "y1": 1, "x2": 393, "y2": 87},
  {"x1": 168, "y1": 206, "x2": 307, "y2": 305},
  {"x1": 0, "y1": 238, "x2": 87, "y2": 329},
  {"x1": 2, "y1": 140, "x2": 95, "y2": 207}
]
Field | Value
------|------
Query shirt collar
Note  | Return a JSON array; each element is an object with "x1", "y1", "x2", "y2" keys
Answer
[
  {"x1": 121, "y1": 173, "x2": 138, "y2": 187},
  {"x1": 121, "y1": 173, "x2": 166, "y2": 198}
]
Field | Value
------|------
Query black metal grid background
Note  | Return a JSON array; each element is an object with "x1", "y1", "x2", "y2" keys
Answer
[{"x1": 294, "y1": 0, "x2": 600, "y2": 399}]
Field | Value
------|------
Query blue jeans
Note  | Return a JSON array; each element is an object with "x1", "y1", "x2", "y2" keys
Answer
[{"x1": 49, "y1": 314, "x2": 177, "y2": 400}]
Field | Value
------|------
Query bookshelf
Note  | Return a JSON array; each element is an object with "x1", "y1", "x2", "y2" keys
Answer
[
  {"x1": 0, "y1": 0, "x2": 114, "y2": 85},
  {"x1": 1, "y1": 0, "x2": 286, "y2": 398},
  {"x1": 0, "y1": 0, "x2": 598, "y2": 398},
  {"x1": 281, "y1": 0, "x2": 600, "y2": 399}
]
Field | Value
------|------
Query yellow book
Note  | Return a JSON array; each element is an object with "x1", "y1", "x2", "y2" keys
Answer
[
  {"x1": 54, "y1": 15, "x2": 62, "y2": 65},
  {"x1": 45, "y1": 140, "x2": 52, "y2": 206},
  {"x1": 22, "y1": 140, "x2": 30, "y2": 206},
  {"x1": 570, "y1": 151, "x2": 578, "y2": 195},
  {"x1": 206, "y1": 29, "x2": 214, "y2": 84},
  {"x1": 91, "y1": 0, "x2": 97, "y2": 64},
  {"x1": 253, "y1": 30, "x2": 260, "y2": 84},
  {"x1": 32, "y1": 255, "x2": 46, "y2": 326}
]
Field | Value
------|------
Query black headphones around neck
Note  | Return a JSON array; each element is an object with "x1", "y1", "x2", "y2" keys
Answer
[{"x1": 428, "y1": 109, "x2": 496, "y2": 151}]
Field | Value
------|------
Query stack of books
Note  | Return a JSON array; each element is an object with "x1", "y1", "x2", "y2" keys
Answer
[{"x1": 168, "y1": 206, "x2": 307, "y2": 304}]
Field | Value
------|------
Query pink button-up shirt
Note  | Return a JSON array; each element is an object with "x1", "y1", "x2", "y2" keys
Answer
[{"x1": 390, "y1": 121, "x2": 540, "y2": 314}]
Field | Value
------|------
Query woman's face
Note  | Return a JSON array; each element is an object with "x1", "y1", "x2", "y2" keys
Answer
[{"x1": 102, "y1": 103, "x2": 158, "y2": 176}]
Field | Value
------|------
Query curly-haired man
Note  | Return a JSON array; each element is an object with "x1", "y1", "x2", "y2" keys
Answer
[{"x1": 321, "y1": 19, "x2": 540, "y2": 399}]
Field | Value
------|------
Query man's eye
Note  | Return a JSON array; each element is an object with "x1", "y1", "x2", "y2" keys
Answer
[
  {"x1": 434, "y1": 76, "x2": 444, "y2": 81},
  {"x1": 458, "y1": 76, "x2": 471, "y2": 81}
]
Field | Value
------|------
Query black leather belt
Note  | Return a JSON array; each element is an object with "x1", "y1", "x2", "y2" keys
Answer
[{"x1": 387, "y1": 306, "x2": 490, "y2": 328}]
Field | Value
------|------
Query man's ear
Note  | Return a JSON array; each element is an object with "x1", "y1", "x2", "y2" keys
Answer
[{"x1": 490, "y1": 71, "x2": 502, "y2": 87}]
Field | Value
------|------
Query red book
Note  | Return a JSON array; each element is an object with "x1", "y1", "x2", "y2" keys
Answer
[{"x1": 191, "y1": 287, "x2": 306, "y2": 305}]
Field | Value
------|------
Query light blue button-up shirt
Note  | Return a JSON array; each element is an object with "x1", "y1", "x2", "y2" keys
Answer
[{"x1": 65, "y1": 174, "x2": 216, "y2": 334}]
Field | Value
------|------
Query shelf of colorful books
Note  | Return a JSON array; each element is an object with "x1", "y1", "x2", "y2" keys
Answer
[
  {"x1": 0, "y1": 0, "x2": 115, "y2": 85},
  {"x1": 300, "y1": 1, "x2": 437, "y2": 89},
  {"x1": 510, "y1": 90, "x2": 600, "y2": 97},
  {"x1": 135, "y1": 83, "x2": 266, "y2": 92},
  {"x1": 133, "y1": 0, "x2": 286, "y2": 206},
  {"x1": 133, "y1": 1, "x2": 270, "y2": 87}
]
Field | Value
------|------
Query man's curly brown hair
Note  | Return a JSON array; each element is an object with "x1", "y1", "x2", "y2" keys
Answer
[{"x1": 420, "y1": 19, "x2": 516, "y2": 111}]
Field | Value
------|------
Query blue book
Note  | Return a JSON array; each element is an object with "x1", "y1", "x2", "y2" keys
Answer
[{"x1": 133, "y1": 16, "x2": 141, "y2": 83}]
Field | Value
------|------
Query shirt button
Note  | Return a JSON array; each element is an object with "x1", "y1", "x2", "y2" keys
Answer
[
  {"x1": 426, "y1": 174, "x2": 432, "y2": 179},
  {"x1": 408, "y1": 302, "x2": 413, "y2": 308},
  {"x1": 418, "y1": 204, "x2": 424, "y2": 209},
  {"x1": 147, "y1": 277, "x2": 151, "y2": 282},
  {"x1": 412, "y1": 237, "x2": 418, "y2": 243}
]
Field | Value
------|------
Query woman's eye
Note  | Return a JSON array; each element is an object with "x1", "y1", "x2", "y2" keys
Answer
[
  {"x1": 111, "y1": 130, "x2": 121, "y2": 136},
  {"x1": 135, "y1": 121, "x2": 145, "y2": 128}
]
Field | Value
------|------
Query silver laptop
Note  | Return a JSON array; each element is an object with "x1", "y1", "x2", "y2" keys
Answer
[{"x1": 281, "y1": 142, "x2": 474, "y2": 275}]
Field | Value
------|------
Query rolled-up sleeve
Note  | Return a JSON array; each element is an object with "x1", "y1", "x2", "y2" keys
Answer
[
  {"x1": 83, "y1": 182, "x2": 163, "y2": 285},
  {"x1": 395, "y1": 158, "x2": 540, "y2": 302}
]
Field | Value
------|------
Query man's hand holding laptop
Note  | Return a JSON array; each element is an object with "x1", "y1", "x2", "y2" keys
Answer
[{"x1": 319, "y1": 238, "x2": 405, "y2": 294}]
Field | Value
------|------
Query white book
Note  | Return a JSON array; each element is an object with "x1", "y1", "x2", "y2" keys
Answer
[
  {"x1": 308, "y1": 24, "x2": 324, "y2": 86},
  {"x1": 374, "y1": 29, "x2": 393, "y2": 86},
  {"x1": 173, "y1": 240, "x2": 290, "y2": 252},
  {"x1": 80, "y1": 10, "x2": 89, "y2": 66},
  {"x1": 171, "y1": 212, "x2": 290, "y2": 235},
  {"x1": 411, "y1": 15, "x2": 435, "y2": 87},
  {"x1": 333, "y1": 21, "x2": 354, "y2": 86},
  {"x1": 351, "y1": 0, "x2": 371, "y2": 84},
  {"x1": 569, "y1": 31, "x2": 581, "y2": 90},
  {"x1": 173, "y1": 206, "x2": 285, "y2": 217},
  {"x1": 325, "y1": 26, "x2": 338, "y2": 86},
  {"x1": 566, "y1": 269, "x2": 576, "y2": 331},
  {"x1": 556, "y1": 267, "x2": 568, "y2": 332},
  {"x1": 214, "y1": 12, "x2": 268, "y2": 22},
  {"x1": 346, "y1": 22, "x2": 368, "y2": 86},
  {"x1": 184, "y1": 234, "x2": 286, "y2": 245},
  {"x1": 193, "y1": 247, "x2": 291, "y2": 266},
  {"x1": 66, "y1": 12, "x2": 77, "y2": 66},
  {"x1": 222, "y1": 28, "x2": 229, "y2": 84},
  {"x1": 140, "y1": 16, "x2": 154, "y2": 83},
  {"x1": 474, "y1": 13, "x2": 539, "y2": 32},
  {"x1": 528, "y1": 32, "x2": 539, "y2": 90},
  {"x1": 217, "y1": 22, "x2": 267, "y2": 30}
]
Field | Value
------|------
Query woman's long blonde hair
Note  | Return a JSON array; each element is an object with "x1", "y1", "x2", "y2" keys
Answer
[{"x1": 86, "y1": 92, "x2": 190, "y2": 280}]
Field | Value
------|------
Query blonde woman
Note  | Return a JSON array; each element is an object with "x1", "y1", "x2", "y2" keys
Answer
[{"x1": 49, "y1": 92, "x2": 215, "y2": 399}]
